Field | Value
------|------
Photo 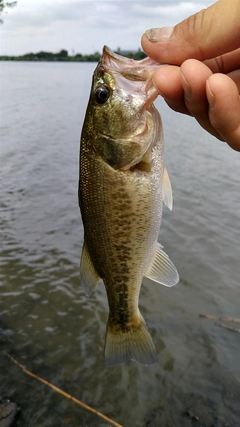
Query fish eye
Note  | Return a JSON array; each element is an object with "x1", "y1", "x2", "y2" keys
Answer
[{"x1": 94, "y1": 85, "x2": 110, "y2": 105}]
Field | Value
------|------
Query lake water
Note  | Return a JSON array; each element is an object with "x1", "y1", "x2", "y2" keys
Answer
[{"x1": 0, "y1": 61, "x2": 240, "y2": 427}]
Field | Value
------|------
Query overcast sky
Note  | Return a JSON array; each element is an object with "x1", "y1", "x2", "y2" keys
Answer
[{"x1": 1, "y1": 0, "x2": 214, "y2": 56}]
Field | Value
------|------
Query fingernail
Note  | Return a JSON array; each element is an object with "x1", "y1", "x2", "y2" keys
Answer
[{"x1": 145, "y1": 26, "x2": 173, "y2": 42}]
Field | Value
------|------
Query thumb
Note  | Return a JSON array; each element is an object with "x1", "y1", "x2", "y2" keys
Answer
[{"x1": 141, "y1": 0, "x2": 240, "y2": 65}]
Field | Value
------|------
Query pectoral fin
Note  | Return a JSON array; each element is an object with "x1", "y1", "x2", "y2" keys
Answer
[
  {"x1": 80, "y1": 242, "x2": 101, "y2": 297},
  {"x1": 163, "y1": 166, "x2": 173, "y2": 211},
  {"x1": 144, "y1": 242, "x2": 179, "y2": 287}
]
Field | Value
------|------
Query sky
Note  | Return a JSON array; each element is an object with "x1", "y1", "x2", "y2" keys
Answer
[{"x1": 0, "y1": 0, "x2": 214, "y2": 56}]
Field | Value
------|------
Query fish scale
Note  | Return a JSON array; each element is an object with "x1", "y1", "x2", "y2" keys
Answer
[{"x1": 79, "y1": 46, "x2": 179, "y2": 367}]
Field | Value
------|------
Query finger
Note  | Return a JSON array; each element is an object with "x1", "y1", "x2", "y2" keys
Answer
[
  {"x1": 180, "y1": 60, "x2": 212, "y2": 114},
  {"x1": 228, "y1": 69, "x2": 240, "y2": 92},
  {"x1": 207, "y1": 74, "x2": 240, "y2": 151},
  {"x1": 180, "y1": 60, "x2": 221, "y2": 139},
  {"x1": 152, "y1": 65, "x2": 189, "y2": 115},
  {"x1": 141, "y1": 0, "x2": 240, "y2": 65},
  {"x1": 204, "y1": 48, "x2": 240, "y2": 74}
]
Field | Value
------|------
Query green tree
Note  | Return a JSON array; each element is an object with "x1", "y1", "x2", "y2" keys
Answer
[
  {"x1": 57, "y1": 49, "x2": 68, "y2": 57},
  {"x1": 0, "y1": 1, "x2": 17, "y2": 23}
]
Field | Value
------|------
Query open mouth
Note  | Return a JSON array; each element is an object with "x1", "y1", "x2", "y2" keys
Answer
[
  {"x1": 100, "y1": 46, "x2": 159, "y2": 110},
  {"x1": 130, "y1": 150, "x2": 152, "y2": 173},
  {"x1": 127, "y1": 110, "x2": 148, "y2": 138}
]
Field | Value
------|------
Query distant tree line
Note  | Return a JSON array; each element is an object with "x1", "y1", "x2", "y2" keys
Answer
[{"x1": 0, "y1": 48, "x2": 147, "y2": 62}]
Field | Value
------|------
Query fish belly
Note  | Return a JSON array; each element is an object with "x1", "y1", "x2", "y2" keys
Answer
[{"x1": 79, "y1": 142, "x2": 163, "y2": 366}]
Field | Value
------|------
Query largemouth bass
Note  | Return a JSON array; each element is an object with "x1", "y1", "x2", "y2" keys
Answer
[{"x1": 79, "y1": 46, "x2": 179, "y2": 367}]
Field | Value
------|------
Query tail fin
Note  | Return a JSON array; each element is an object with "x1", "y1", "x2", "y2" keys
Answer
[{"x1": 104, "y1": 314, "x2": 158, "y2": 367}]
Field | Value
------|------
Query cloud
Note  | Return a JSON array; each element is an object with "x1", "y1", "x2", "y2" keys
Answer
[{"x1": 0, "y1": 0, "x2": 214, "y2": 55}]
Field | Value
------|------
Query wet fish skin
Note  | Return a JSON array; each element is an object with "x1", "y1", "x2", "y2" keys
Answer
[{"x1": 79, "y1": 46, "x2": 179, "y2": 367}]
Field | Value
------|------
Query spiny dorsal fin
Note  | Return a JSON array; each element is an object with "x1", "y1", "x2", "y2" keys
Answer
[
  {"x1": 144, "y1": 242, "x2": 179, "y2": 287},
  {"x1": 80, "y1": 242, "x2": 101, "y2": 297},
  {"x1": 163, "y1": 166, "x2": 173, "y2": 211}
]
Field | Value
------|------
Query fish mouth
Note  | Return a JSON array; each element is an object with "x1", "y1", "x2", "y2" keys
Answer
[
  {"x1": 93, "y1": 46, "x2": 160, "y2": 171},
  {"x1": 100, "y1": 109, "x2": 151, "y2": 142},
  {"x1": 95, "y1": 110, "x2": 154, "y2": 172},
  {"x1": 133, "y1": 110, "x2": 155, "y2": 141},
  {"x1": 102, "y1": 45, "x2": 160, "y2": 72},
  {"x1": 100, "y1": 45, "x2": 160, "y2": 107}
]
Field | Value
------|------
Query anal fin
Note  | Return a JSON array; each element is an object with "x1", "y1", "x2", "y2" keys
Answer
[
  {"x1": 144, "y1": 242, "x2": 179, "y2": 287},
  {"x1": 80, "y1": 241, "x2": 101, "y2": 297}
]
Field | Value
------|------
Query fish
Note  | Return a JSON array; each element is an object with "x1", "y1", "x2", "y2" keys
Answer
[{"x1": 78, "y1": 46, "x2": 179, "y2": 367}]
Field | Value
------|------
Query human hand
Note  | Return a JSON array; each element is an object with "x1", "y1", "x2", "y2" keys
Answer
[{"x1": 141, "y1": 0, "x2": 240, "y2": 151}]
